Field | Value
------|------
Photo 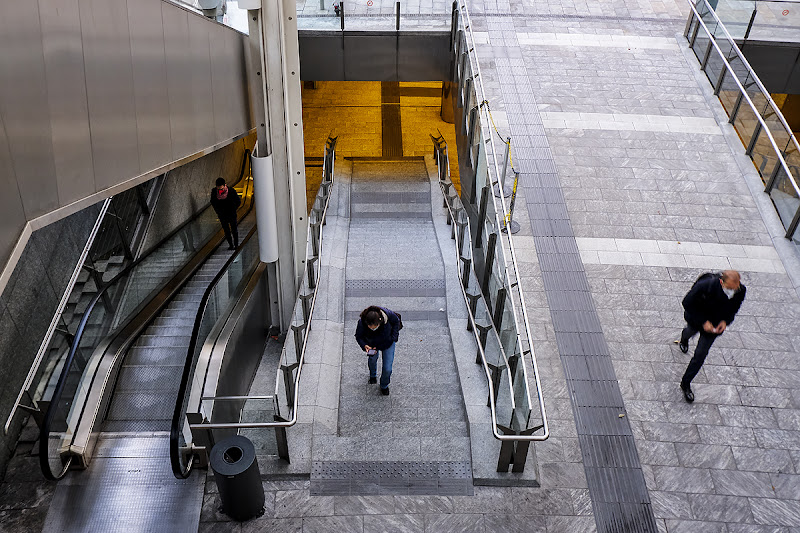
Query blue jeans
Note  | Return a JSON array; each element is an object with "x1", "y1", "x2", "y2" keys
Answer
[{"x1": 368, "y1": 342, "x2": 395, "y2": 389}]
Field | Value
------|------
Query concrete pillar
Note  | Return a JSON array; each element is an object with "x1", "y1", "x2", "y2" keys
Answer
[{"x1": 241, "y1": 0, "x2": 308, "y2": 331}]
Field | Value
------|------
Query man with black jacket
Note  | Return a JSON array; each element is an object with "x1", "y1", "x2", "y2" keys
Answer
[
  {"x1": 676, "y1": 270, "x2": 746, "y2": 402},
  {"x1": 210, "y1": 177, "x2": 241, "y2": 250}
]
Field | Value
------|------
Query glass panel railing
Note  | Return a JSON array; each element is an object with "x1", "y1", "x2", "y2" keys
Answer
[
  {"x1": 428, "y1": 0, "x2": 551, "y2": 473},
  {"x1": 707, "y1": 0, "x2": 757, "y2": 38},
  {"x1": 296, "y1": 2, "x2": 452, "y2": 32},
  {"x1": 172, "y1": 227, "x2": 260, "y2": 477},
  {"x1": 40, "y1": 164, "x2": 253, "y2": 480},
  {"x1": 685, "y1": 0, "x2": 800, "y2": 241}
]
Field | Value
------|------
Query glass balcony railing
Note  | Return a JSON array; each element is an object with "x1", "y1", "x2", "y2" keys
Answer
[{"x1": 686, "y1": 0, "x2": 800, "y2": 243}]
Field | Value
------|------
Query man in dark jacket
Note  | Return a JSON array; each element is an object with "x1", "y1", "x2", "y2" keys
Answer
[
  {"x1": 354, "y1": 306, "x2": 401, "y2": 395},
  {"x1": 676, "y1": 270, "x2": 746, "y2": 402},
  {"x1": 210, "y1": 177, "x2": 241, "y2": 250}
]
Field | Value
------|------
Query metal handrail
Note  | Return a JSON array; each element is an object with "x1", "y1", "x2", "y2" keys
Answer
[
  {"x1": 38, "y1": 149, "x2": 253, "y2": 480},
  {"x1": 171, "y1": 225, "x2": 259, "y2": 478},
  {"x1": 432, "y1": 137, "x2": 547, "y2": 444},
  {"x1": 454, "y1": 0, "x2": 549, "y2": 441},
  {"x1": 688, "y1": 0, "x2": 800, "y2": 201},
  {"x1": 432, "y1": 139, "x2": 517, "y2": 438},
  {"x1": 181, "y1": 137, "x2": 337, "y2": 432},
  {"x1": 4, "y1": 199, "x2": 112, "y2": 435}
]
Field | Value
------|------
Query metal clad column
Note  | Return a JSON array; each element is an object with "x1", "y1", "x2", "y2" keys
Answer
[
  {"x1": 241, "y1": 0, "x2": 307, "y2": 331},
  {"x1": 252, "y1": 153, "x2": 279, "y2": 262}
]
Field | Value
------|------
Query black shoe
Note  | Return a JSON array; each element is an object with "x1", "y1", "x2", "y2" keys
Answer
[
  {"x1": 381, "y1": 387, "x2": 390, "y2": 396},
  {"x1": 681, "y1": 384, "x2": 694, "y2": 403},
  {"x1": 368, "y1": 377, "x2": 377, "y2": 384},
  {"x1": 674, "y1": 340, "x2": 688, "y2": 354},
  {"x1": 228, "y1": 245, "x2": 235, "y2": 250}
]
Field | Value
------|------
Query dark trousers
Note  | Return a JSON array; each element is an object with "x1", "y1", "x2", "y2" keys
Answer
[
  {"x1": 680, "y1": 323, "x2": 720, "y2": 387},
  {"x1": 220, "y1": 216, "x2": 238, "y2": 248}
]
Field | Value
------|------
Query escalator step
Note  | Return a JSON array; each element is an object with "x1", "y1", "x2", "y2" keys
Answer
[
  {"x1": 133, "y1": 335, "x2": 191, "y2": 348},
  {"x1": 114, "y1": 365, "x2": 183, "y2": 393},
  {"x1": 106, "y1": 391, "x2": 173, "y2": 421},
  {"x1": 102, "y1": 419, "x2": 170, "y2": 433},
  {"x1": 125, "y1": 346, "x2": 187, "y2": 366}
]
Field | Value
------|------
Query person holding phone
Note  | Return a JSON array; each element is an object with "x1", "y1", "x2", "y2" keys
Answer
[{"x1": 354, "y1": 305, "x2": 402, "y2": 396}]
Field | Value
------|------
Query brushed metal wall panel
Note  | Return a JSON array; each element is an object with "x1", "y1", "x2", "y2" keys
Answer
[
  {"x1": 128, "y1": 0, "x2": 172, "y2": 172},
  {"x1": 210, "y1": 25, "x2": 234, "y2": 142},
  {"x1": 189, "y1": 14, "x2": 215, "y2": 150},
  {"x1": 0, "y1": 0, "x2": 59, "y2": 219},
  {"x1": 0, "y1": 116, "x2": 27, "y2": 262},
  {"x1": 79, "y1": 0, "x2": 140, "y2": 190},
  {"x1": 39, "y1": 0, "x2": 96, "y2": 206},
  {"x1": 163, "y1": 5, "x2": 194, "y2": 161},
  {"x1": 229, "y1": 35, "x2": 252, "y2": 135}
]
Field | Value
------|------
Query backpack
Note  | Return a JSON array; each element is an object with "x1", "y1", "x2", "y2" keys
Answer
[
  {"x1": 693, "y1": 272, "x2": 717, "y2": 287},
  {"x1": 380, "y1": 307, "x2": 403, "y2": 331}
]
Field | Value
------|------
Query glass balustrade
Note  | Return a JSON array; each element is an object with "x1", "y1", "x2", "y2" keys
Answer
[
  {"x1": 172, "y1": 227, "x2": 261, "y2": 477},
  {"x1": 41, "y1": 180, "x2": 253, "y2": 480}
]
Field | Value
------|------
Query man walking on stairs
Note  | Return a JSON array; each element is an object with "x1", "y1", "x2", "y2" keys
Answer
[
  {"x1": 676, "y1": 270, "x2": 746, "y2": 403},
  {"x1": 355, "y1": 305, "x2": 402, "y2": 396},
  {"x1": 210, "y1": 177, "x2": 241, "y2": 250}
]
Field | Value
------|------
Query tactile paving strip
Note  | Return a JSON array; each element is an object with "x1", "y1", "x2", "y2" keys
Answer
[
  {"x1": 346, "y1": 279, "x2": 446, "y2": 297},
  {"x1": 485, "y1": 55, "x2": 659, "y2": 531},
  {"x1": 310, "y1": 461, "x2": 473, "y2": 496},
  {"x1": 525, "y1": 206, "x2": 659, "y2": 529}
]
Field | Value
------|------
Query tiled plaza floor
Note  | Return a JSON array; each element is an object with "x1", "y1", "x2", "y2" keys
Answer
[{"x1": 4, "y1": 0, "x2": 800, "y2": 530}]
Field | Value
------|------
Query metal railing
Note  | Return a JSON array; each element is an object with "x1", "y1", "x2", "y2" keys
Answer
[
  {"x1": 4, "y1": 198, "x2": 111, "y2": 435},
  {"x1": 172, "y1": 136, "x2": 337, "y2": 470},
  {"x1": 37, "y1": 151, "x2": 252, "y2": 480},
  {"x1": 432, "y1": 135, "x2": 548, "y2": 472},
  {"x1": 442, "y1": 0, "x2": 549, "y2": 472},
  {"x1": 4, "y1": 179, "x2": 159, "y2": 436},
  {"x1": 685, "y1": 0, "x2": 800, "y2": 240}
]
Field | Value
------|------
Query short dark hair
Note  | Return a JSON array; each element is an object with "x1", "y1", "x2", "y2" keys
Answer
[
  {"x1": 215, "y1": 177, "x2": 226, "y2": 187},
  {"x1": 360, "y1": 306, "x2": 383, "y2": 327}
]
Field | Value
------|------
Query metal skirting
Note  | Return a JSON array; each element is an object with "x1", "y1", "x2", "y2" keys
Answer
[{"x1": 311, "y1": 461, "x2": 473, "y2": 496}]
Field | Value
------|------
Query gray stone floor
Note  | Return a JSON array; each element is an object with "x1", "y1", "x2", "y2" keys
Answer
[{"x1": 4, "y1": 0, "x2": 800, "y2": 531}]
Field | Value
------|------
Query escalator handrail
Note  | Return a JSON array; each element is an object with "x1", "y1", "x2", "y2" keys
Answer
[
  {"x1": 39, "y1": 148, "x2": 253, "y2": 481},
  {"x1": 170, "y1": 225, "x2": 259, "y2": 479}
]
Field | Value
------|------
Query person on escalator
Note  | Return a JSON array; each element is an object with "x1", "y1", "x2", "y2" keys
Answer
[{"x1": 210, "y1": 177, "x2": 241, "y2": 250}]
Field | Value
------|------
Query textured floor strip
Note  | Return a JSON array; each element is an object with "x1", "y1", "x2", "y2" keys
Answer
[
  {"x1": 479, "y1": 22, "x2": 659, "y2": 533},
  {"x1": 310, "y1": 461, "x2": 473, "y2": 496},
  {"x1": 381, "y1": 81, "x2": 403, "y2": 158}
]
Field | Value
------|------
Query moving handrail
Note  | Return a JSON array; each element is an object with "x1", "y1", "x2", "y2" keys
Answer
[
  {"x1": 170, "y1": 225, "x2": 260, "y2": 478},
  {"x1": 39, "y1": 150, "x2": 253, "y2": 480},
  {"x1": 685, "y1": 0, "x2": 800, "y2": 237},
  {"x1": 171, "y1": 137, "x2": 337, "y2": 467}
]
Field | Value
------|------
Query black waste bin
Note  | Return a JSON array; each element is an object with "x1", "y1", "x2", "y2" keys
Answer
[{"x1": 209, "y1": 435, "x2": 265, "y2": 521}]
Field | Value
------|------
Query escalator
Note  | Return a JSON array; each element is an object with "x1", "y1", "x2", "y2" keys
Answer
[{"x1": 38, "y1": 154, "x2": 262, "y2": 531}]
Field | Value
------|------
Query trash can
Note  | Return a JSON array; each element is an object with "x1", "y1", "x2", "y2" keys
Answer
[{"x1": 209, "y1": 435, "x2": 265, "y2": 521}]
